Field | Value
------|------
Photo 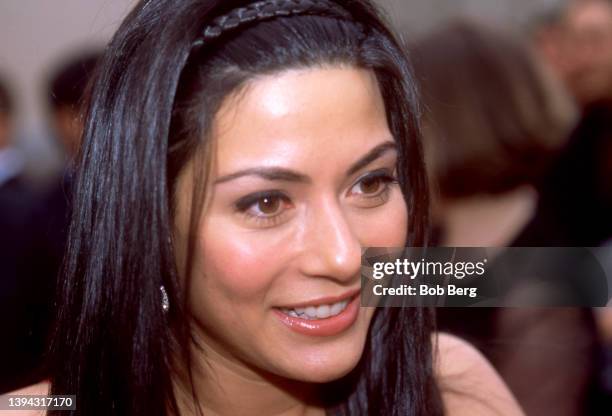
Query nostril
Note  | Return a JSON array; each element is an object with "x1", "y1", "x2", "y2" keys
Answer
[{"x1": 299, "y1": 198, "x2": 363, "y2": 280}]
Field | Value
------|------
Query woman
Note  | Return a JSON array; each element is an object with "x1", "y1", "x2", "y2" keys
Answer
[{"x1": 9, "y1": 1, "x2": 521, "y2": 415}]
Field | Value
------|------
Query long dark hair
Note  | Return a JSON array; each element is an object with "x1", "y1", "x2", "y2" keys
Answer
[{"x1": 48, "y1": 1, "x2": 442, "y2": 415}]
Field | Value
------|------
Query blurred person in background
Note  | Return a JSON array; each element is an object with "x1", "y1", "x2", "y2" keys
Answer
[
  {"x1": 0, "y1": 53, "x2": 100, "y2": 394},
  {"x1": 0, "y1": 74, "x2": 53, "y2": 393},
  {"x1": 47, "y1": 51, "x2": 100, "y2": 159},
  {"x1": 533, "y1": 0, "x2": 612, "y2": 107},
  {"x1": 514, "y1": 98, "x2": 612, "y2": 247},
  {"x1": 0, "y1": 73, "x2": 25, "y2": 188},
  {"x1": 410, "y1": 21, "x2": 604, "y2": 415},
  {"x1": 532, "y1": 2, "x2": 612, "y2": 374},
  {"x1": 39, "y1": 51, "x2": 101, "y2": 274},
  {"x1": 411, "y1": 21, "x2": 577, "y2": 247},
  {"x1": 525, "y1": 0, "x2": 612, "y2": 246}
]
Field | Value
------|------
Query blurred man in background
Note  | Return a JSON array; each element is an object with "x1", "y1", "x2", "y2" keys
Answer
[
  {"x1": 533, "y1": 0, "x2": 612, "y2": 107},
  {"x1": 529, "y1": 0, "x2": 612, "y2": 247}
]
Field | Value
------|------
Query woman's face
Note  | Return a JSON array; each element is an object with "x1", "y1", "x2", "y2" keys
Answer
[{"x1": 175, "y1": 67, "x2": 408, "y2": 383}]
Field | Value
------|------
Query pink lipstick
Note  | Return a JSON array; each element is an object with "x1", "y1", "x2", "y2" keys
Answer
[{"x1": 273, "y1": 289, "x2": 361, "y2": 337}]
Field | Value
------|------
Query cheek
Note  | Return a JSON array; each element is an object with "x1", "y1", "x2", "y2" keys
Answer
[
  {"x1": 195, "y1": 222, "x2": 289, "y2": 300},
  {"x1": 356, "y1": 191, "x2": 408, "y2": 247}
]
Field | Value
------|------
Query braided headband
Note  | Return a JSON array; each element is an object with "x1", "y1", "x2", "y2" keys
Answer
[{"x1": 192, "y1": 0, "x2": 357, "y2": 48}]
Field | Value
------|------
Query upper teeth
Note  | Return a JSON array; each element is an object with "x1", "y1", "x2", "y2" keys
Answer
[{"x1": 281, "y1": 299, "x2": 349, "y2": 320}]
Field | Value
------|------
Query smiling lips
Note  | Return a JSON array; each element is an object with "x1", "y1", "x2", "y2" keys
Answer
[
  {"x1": 274, "y1": 289, "x2": 361, "y2": 337},
  {"x1": 280, "y1": 299, "x2": 350, "y2": 320}
]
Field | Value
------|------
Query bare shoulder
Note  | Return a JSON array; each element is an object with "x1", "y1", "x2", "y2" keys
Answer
[
  {"x1": 0, "y1": 381, "x2": 50, "y2": 416},
  {"x1": 433, "y1": 332, "x2": 524, "y2": 416}
]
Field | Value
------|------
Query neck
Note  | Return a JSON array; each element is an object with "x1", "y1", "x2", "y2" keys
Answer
[
  {"x1": 171, "y1": 332, "x2": 326, "y2": 416},
  {"x1": 438, "y1": 185, "x2": 537, "y2": 247}
]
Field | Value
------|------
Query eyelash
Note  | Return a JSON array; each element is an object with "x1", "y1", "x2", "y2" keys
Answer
[
  {"x1": 351, "y1": 170, "x2": 399, "y2": 198},
  {"x1": 234, "y1": 190, "x2": 293, "y2": 227},
  {"x1": 234, "y1": 169, "x2": 399, "y2": 227}
]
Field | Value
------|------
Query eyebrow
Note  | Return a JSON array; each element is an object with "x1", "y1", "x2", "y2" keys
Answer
[{"x1": 213, "y1": 140, "x2": 398, "y2": 185}]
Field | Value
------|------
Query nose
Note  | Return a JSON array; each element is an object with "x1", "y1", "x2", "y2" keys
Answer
[{"x1": 297, "y1": 196, "x2": 362, "y2": 283}]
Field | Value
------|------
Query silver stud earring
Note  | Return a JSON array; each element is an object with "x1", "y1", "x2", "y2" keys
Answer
[{"x1": 160, "y1": 285, "x2": 170, "y2": 313}]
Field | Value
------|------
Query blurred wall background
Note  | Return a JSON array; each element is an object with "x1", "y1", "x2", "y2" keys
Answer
[
  {"x1": 0, "y1": 0, "x2": 561, "y2": 181},
  {"x1": 385, "y1": 0, "x2": 559, "y2": 34}
]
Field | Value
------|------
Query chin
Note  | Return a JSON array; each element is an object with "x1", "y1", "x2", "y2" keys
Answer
[
  {"x1": 302, "y1": 364, "x2": 360, "y2": 384},
  {"x1": 278, "y1": 343, "x2": 366, "y2": 383}
]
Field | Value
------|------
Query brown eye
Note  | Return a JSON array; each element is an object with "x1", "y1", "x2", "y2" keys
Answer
[
  {"x1": 348, "y1": 170, "x2": 398, "y2": 207},
  {"x1": 234, "y1": 190, "x2": 294, "y2": 228},
  {"x1": 257, "y1": 195, "x2": 281, "y2": 215},
  {"x1": 235, "y1": 190, "x2": 292, "y2": 220},
  {"x1": 359, "y1": 176, "x2": 382, "y2": 195}
]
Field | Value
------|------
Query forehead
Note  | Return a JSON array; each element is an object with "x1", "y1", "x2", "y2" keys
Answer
[{"x1": 211, "y1": 66, "x2": 392, "y2": 174}]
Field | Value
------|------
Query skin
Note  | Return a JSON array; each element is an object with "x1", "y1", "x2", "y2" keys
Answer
[
  {"x1": 434, "y1": 333, "x2": 524, "y2": 416},
  {"x1": 173, "y1": 67, "x2": 407, "y2": 415}
]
